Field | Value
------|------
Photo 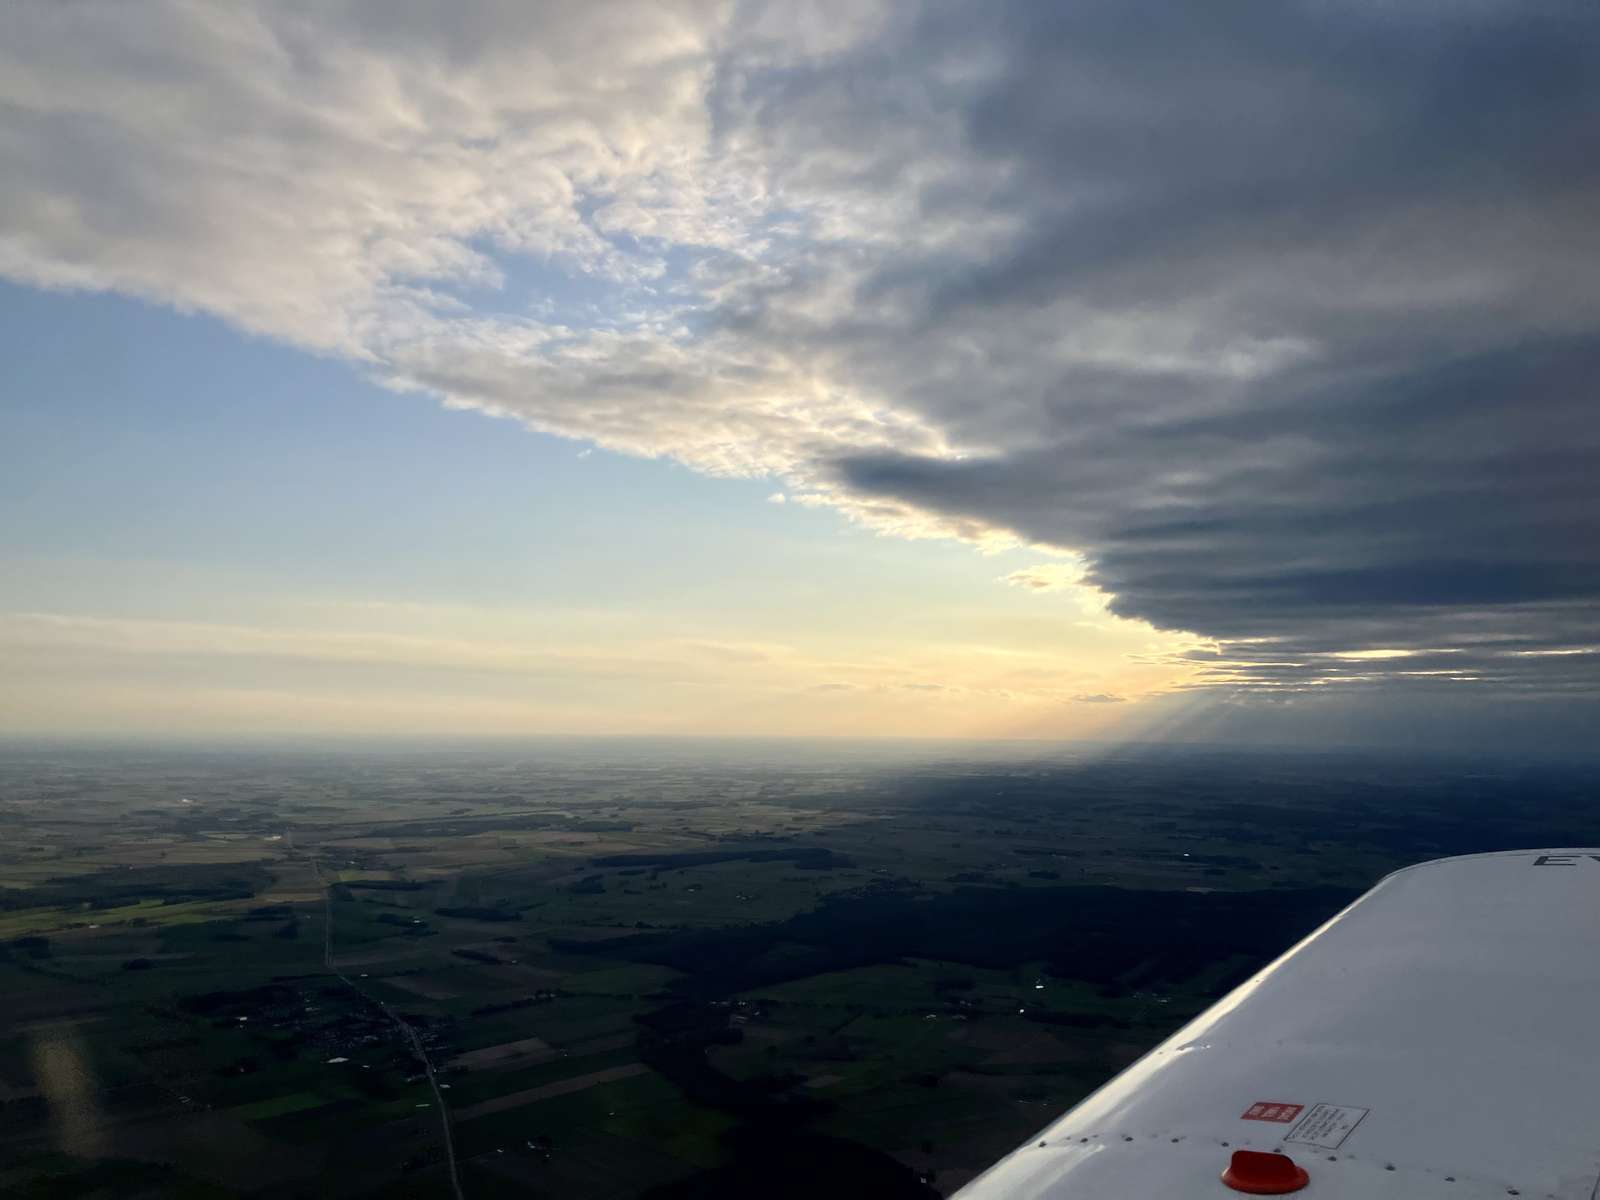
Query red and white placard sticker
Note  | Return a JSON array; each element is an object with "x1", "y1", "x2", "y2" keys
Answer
[
  {"x1": 1241, "y1": 1101, "x2": 1304, "y2": 1123},
  {"x1": 1285, "y1": 1103, "x2": 1369, "y2": 1149}
]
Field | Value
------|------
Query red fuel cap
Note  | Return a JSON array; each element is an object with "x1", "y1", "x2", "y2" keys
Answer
[{"x1": 1221, "y1": 1149, "x2": 1310, "y2": 1194}]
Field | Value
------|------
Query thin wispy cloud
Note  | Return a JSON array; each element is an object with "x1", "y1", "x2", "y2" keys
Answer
[{"x1": 0, "y1": 606, "x2": 1162, "y2": 737}]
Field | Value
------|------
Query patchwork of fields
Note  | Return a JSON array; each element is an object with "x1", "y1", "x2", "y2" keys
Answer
[{"x1": 3, "y1": 741, "x2": 1596, "y2": 1198}]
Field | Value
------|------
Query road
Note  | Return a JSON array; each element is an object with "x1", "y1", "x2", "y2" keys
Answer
[{"x1": 313, "y1": 859, "x2": 465, "y2": 1200}]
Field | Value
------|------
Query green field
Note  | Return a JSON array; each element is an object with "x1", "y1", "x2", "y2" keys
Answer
[{"x1": 4, "y1": 743, "x2": 1597, "y2": 1197}]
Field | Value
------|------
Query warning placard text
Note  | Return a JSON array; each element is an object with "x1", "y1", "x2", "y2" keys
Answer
[{"x1": 1285, "y1": 1103, "x2": 1370, "y2": 1149}]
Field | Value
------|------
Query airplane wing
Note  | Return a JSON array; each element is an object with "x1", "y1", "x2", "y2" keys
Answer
[{"x1": 955, "y1": 848, "x2": 1600, "y2": 1199}]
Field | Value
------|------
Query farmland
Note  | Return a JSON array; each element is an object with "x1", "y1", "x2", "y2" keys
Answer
[{"x1": 2, "y1": 739, "x2": 1596, "y2": 1198}]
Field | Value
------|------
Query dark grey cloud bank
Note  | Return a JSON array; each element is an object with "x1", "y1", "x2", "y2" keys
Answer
[{"x1": 713, "y1": 1, "x2": 1600, "y2": 706}]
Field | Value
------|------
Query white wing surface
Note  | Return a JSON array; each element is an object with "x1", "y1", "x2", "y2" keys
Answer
[{"x1": 956, "y1": 849, "x2": 1600, "y2": 1199}]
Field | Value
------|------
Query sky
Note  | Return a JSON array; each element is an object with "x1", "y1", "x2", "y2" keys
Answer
[{"x1": 1, "y1": 1, "x2": 1597, "y2": 750}]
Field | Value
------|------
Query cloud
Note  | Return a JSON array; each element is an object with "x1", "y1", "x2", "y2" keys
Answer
[
  {"x1": 0, "y1": 2, "x2": 738, "y2": 350},
  {"x1": 3, "y1": 0, "x2": 1598, "y2": 714},
  {"x1": 0, "y1": 607, "x2": 1175, "y2": 738},
  {"x1": 0, "y1": 610, "x2": 696, "y2": 680},
  {"x1": 1072, "y1": 693, "x2": 1125, "y2": 705},
  {"x1": 1002, "y1": 564, "x2": 1085, "y2": 593}
]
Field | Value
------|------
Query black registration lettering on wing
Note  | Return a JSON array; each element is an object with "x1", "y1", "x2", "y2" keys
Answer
[{"x1": 1531, "y1": 855, "x2": 1600, "y2": 866}]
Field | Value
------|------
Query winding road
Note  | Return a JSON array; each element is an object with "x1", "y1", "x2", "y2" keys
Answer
[{"x1": 313, "y1": 859, "x2": 465, "y2": 1200}]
